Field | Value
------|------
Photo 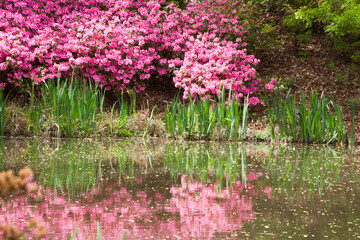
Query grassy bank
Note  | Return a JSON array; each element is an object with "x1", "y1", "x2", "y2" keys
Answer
[
  {"x1": 0, "y1": 79, "x2": 356, "y2": 145},
  {"x1": 2, "y1": 78, "x2": 164, "y2": 138},
  {"x1": 264, "y1": 89, "x2": 356, "y2": 145},
  {"x1": 164, "y1": 89, "x2": 249, "y2": 141}
]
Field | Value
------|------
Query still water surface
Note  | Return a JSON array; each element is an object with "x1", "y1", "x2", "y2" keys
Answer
[{"x1": 0, "y1": 138, "x2": 359, "y2": 239}]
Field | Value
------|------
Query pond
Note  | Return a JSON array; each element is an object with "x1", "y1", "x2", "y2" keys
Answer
[{"x1": 0, "y1": 138, "x2": 359, "y2": 239}]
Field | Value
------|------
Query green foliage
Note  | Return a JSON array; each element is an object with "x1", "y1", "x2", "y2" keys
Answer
[
  {"x1": 68, "y1": 222, "x2": 80, "y2": 240},
  {"x1": 106, "y1": 101, "x2": 127, "y2": 136},
  {"x1": 238, "y1": 1, "x2": 279, "y2": 51},
  {"x1": 0, "y1": 91, "x2": 10, "y2": 135},
  {"x1": 328, "y1": 62, "x2": 335, "y2": 70},
  {"x1": 97, "y1": 221, "x2": 101, "y2": 240},
  {"x1": 104, "y1": 91, "x2": 136, "y2": 137},
  {"x1": 335, "y1": 71, "x2": 350, "y2": 87},
  {"x1": 143, "y1": 107, "x2": 156, "y2": 138},
  {"x1": 249, "y1": 0, "x2": 316, "y2": 9},
  {"x1": 164, "y1": 0, "x2": 188, "y2": 9},
  {"x1": 0, "y1": 78, "x2": 144, "y2": 137},
  {"x1": 285, "y1": 0, "x2": 360, "y2": 60},
  {"x1": 282, "y1": 77, "x2": 297, "y2": 89},
  {"x1": 351, "y1": 50, "x2": 360, "y2": 62},
  {"x1": 264, "y1": 89, "x2": 348, "y2": 144},
  {"x1": 254, "y1": 127, "x2": 271, "y2": 140},
  {"x1": 39, "y1": 76, "x2": 105, "y2": 137},
  {"x1": 164, "y1": 89, "x2": 249, "y2": 140}
]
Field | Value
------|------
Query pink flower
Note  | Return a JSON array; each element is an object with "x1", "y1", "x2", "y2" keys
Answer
[
  {"x1": 0, "y1": 0, "x2": 260, "y2": 97},
  {"x1": 247, "y1": 97, "x2": 263, "y2": 106}
]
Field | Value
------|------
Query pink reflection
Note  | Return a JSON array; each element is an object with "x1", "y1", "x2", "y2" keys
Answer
[{"x1": 0, "y1": 173, "x2": 271, "y2": 239}]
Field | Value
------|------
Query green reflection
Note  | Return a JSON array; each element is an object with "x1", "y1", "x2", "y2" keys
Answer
[
  {"x1": 260, "y1": 144, "x2": 355, "y2": 196},
  {"x1": 0, "y1": 138, "x2": 357, "y2": 199},
  {"x1": 163, "y1": 142, "x2": 248, "y2": 191},
  {"x1": 0, "y1": 138, "x2": 149, "y2": 198}
]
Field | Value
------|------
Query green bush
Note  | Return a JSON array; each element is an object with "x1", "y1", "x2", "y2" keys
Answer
[
  {"x1": 240, "y1": 1, "x2": 279, "y2": 51},
  {"x1": 285, "y1": 0, "x2": 360, "y2": 60}
]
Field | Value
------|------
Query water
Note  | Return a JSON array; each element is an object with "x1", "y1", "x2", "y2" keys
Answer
[{"x1": 0, "y1": 138, "x2": 359, "y2": 239}]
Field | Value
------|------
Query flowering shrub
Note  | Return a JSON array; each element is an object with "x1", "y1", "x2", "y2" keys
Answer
[
  {"x1": 0, "y1": 0, "x2": 275, "y2": 104},
  {"x1": 173, "y1": 33, "x2": 263, "y2": 103},
  {"x1": 0, "y1": 0, "x2": 169, "y2": 90}
]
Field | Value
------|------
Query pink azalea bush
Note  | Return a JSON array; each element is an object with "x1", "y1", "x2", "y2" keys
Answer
[
  {"x1": 0, "y1": 0, "x2": 275, "y2": 104},
  {"x1": 173, "y1": 33, "x2": 262, "y2": 102},
  {"x1": 0, "y1": 0, "x2": 169, "y2": 90}
]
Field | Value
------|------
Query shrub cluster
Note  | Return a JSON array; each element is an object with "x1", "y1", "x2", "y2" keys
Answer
[
  {"x1": 284, "y1": 0, "x2": 360, "y2": 60},
  {"x1": 0, "y1": 0, "x2": 274, "y2": 104}
]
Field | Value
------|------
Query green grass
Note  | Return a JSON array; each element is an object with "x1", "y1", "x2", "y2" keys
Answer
[
  {"x1": 0, "y1": 78, "x2": 356, "y2": 144},
  {"x1": 143, "y1": 106, "x2": 156, "y2": 138},
  {"x1": 7, "y1": 76, "x2": 146, "y2": 138},
  {"x1": 4, "y1": 77, "x2": 138, "y2": 137},
  {"x1": 264, "y1": 88, "x2": 349, "y2": 144},
  {"x1": 104, "y1": 90, "x2": 136, "y2": 137},
  {"x1": 68, "y1": 222, "x2": 80, "y2": 240},
  {"x1": 97, "y1": 221, "x2": 101, "y2": 240},
  {"x1": 39, "y1": 76, "x2": 105, "y2": 137},
  {"x1": 164, "y1": 89, "x2": 249, "y2": 140},
  {"x1": 0, "y1": 90, "x2": 10, "y2": 135}
]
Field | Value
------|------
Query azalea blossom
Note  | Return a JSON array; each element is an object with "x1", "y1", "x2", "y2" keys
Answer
[{"x1": 0, "y1": 0, "x2": 267, "y2": 104}]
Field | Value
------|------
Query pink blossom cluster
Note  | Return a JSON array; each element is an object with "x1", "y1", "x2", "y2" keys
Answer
[
  {"x1": 265, "y1": 77, "x2": 277, "y2": 92},
  {"x1": 1, "y1": 0, "x2": 166, "y2": 89},
  {"x1": 0, "y1": 173, "x2": 272, "y2": 239},
  {"x1": 0, "y1": 0, "x2": 274, "y2": 102},
  {"x1": 173, "y1": 33, "x2": 263, "y2": 103}
]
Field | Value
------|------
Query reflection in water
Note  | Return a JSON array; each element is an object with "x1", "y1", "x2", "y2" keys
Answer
[
  {"x1": 164, "y1": 142, "x2": 249, "y2": 189},
  {"x1": 168, "y1": 174, "x2": 271, "y2": 239},
  {"x1": 0, "y1": 172, "x2": 270, "y2": 239},
  {"x1": 0, "y1": 138, "x2": 359, "y2": 239},
  {"x1": 263, "y1": 145, "x2": 351, "y2": 196}
]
